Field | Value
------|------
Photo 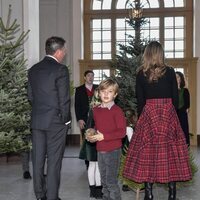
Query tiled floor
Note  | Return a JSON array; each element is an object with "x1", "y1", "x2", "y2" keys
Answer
[{"x1": 0, "y1": 146, "x2": 199, "y2": 200}]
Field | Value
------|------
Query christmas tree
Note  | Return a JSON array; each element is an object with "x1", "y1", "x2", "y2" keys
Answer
[
  {"x1": 0, "y1": 5, "x2": 31, "y2": 154},
  {"x1": 112, "y1": 0, "x2": 148, "y2": 113}
]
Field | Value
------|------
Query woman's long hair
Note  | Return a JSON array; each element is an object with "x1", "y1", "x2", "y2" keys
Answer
[
  {"x1": 142, "y1": 41, "x2": 166, "y2": 82},
  {"x1": 176, "y1": 71, "x2": 186, "y2": 88}
]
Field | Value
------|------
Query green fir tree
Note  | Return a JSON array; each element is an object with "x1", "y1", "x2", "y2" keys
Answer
[
  {"x1": 111, "y1": 0, "x2": 148, "y2": 113},
  {"x1": 0, "y1": 5, "x2": 31, "y2": 154}
]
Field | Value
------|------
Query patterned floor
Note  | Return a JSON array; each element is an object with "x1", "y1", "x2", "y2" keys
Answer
[{"x1": 0, "y1": 146, "x2": 199, "y2": 200}]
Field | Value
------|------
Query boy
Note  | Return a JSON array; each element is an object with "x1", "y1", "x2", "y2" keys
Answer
[{"x1": 87, "y1": 78, "x2": 126, "y2": 200}]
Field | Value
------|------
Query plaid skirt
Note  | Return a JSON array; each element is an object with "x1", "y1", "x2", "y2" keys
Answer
[{"x1": 123, "y1": 98, "x2": 192, "y2": 183}]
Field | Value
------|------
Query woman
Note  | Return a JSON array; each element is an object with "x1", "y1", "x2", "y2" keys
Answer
[
  {"x1": 123, "y1": 41, "x2": 192, "y2": 200},
  {"x1": 176, "y1": 71, "x2": 190, "y2": 146}
]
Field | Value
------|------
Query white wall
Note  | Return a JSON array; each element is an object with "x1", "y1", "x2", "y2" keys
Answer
[
  {"x1": 69, "y1": 0, "x2": 83, "y2": 136},
  {"x1": 23, "y1": 0, "x2": 40, "y2": 68},
  {"x1": 0, "y1": 0, "x2": 39, "y2": 69},
  {"x1": 0, "y1": 0, "x2": 23, "y2": 23},
  {"x1": 194, "y1": 0, "x2": 200, "y2": 135},
  {"x1": 39, "y1": 0, "x2": 83, "y2": 135}
]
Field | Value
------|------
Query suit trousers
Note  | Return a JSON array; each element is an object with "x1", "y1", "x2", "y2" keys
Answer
[{"x1": 32, "y1": 123, "x2": 68, "y2": 200}]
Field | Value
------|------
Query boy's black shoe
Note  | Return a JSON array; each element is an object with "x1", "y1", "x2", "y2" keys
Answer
[
  {"x1": 37, "y1": 197, "x2": 60, "y2": 200},
  {"x1": 37, "y1": 197, "x2": 46, "y2": 200},
  {"x1": 122, "y1": 184, "x2": 130, "y2": 192},
  {"x1": 95, "y1": 186, "x2": 103, "y2": 199},
  {"x1": 23, "y1": 171, "x2": 32, "y2": 179}
]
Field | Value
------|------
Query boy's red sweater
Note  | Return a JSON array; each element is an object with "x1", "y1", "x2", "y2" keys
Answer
[{"x1": 93, "y1": 104, "x2": 126, "y2": 152}]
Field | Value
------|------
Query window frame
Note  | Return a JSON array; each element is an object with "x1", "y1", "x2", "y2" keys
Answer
[{"x1": 83, "y1": 0, "x2": 193, "y2": 61}]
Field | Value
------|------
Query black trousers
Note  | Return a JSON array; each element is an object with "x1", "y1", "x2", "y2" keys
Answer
[{"x1": 32, "y1": 124, "x2": 68, "y2": 200}]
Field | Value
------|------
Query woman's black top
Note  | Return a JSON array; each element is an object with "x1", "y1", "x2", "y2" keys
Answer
[
  {"x1": 178, "y1": 88, "x2": 190, "y2": 112},
  {"x1": 136, "y1": 66, "x2": 178, "y2": 116}
]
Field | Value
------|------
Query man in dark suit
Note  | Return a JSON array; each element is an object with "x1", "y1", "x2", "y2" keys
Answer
[
  {"x1": 74, "y1": 70, "x2": 98, "y2": 168},
  {"x1": 28, "y1": 36, "x2": 71, "y2": 200},
  {"x1": 75, "y1": 70, "x2": 98, "y2": 135}
]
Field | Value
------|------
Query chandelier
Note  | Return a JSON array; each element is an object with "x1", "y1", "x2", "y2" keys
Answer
[{"x1": 128, "y1": 0, "x2": 143, "y2": 19}]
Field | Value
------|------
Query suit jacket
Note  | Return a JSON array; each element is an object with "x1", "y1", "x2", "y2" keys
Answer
[
  {"x1": 28, "y1": 56, "x2": 71, "y2": 130},
  {"x1": 75, "y1": 84, "x2": 98, "y2": 123}
]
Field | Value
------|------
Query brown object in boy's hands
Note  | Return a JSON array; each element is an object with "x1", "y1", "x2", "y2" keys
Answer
[
  {"x1": 85, "y1": 128, "x2": 96, "y2": 136},
  {"x1": 85, "y1": 128, "x2": 96, "y2": 142}
]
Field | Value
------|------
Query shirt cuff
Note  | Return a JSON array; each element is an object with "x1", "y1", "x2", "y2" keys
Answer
[{"x1": 65, "y1": 121, "x2": 71, "y2": 125}]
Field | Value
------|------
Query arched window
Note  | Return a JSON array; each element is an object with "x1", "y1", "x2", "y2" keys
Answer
[{"x1": 82, "y1": 0, "x2": 192, "y2": 63}]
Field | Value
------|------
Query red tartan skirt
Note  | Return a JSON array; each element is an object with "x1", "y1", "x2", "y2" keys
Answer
[{"x1": 123, "y1": 98, "x2": 192, "y2": 183}]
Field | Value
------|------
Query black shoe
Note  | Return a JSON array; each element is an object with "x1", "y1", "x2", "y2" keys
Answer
[
  {"x1": 89, "y1": 185, "x2": 96, "y2": 198},
  {"x1": 122, "y1": 184, "x2": 130, "y2": 192},
  {"x1": 144, "y1": 182, "x2": 153, "y2": 200},
  {"x1": 23, "y1": 171, "x2": 32, "y2": 179},
  {"x1": 168, "y1": 182, "x2": 176, "y2": 200},
  {"x1": 95, "y1": 186, "x2": 103, "y2": 199},
  {"x1": 37, "y1": 197, "x2": 46, "y2": 200},
  {"x1": 37, "y1": 197, "x2": 60, "y2": 200}
]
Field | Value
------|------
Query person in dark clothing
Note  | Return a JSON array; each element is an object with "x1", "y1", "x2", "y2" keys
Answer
[
  {"x1": 176, "y1": 71, "x2": 190, "y2": 146},
  {"x1": 75, "y1": 70, "x2": 98, "y2": 169},
  {"x1": 123, "y1": 41, "x2": 192, "y2": 200},
  {"x1": 28, "y1": 36, "x2": 71, "y2": 200},
  {"x1": 21, "y1": 151, "x2": 32, "y2": 179},
  {"x1": 21, "y1": 134, "x2": 32, "y2": 179}
]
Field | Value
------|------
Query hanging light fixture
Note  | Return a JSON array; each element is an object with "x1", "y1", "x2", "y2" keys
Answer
[{"x1": 129, "y1": 0, "x2": 143, "y2": 19}]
